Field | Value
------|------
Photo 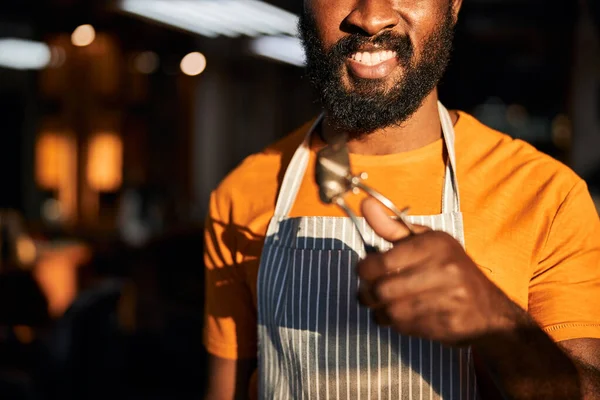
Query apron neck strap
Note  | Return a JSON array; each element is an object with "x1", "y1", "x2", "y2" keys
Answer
[
  {"x1": 438, "y1": 102, "x2": 461, "y2": 214},
  {"x1": 272, "y1": 115, "x2": 324, "y2": 218},
  {"x1": 272, "y1": 102, "x2": 461, "y2": 219}
]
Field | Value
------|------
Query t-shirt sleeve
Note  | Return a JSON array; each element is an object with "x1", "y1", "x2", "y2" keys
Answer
[
  {"x1": 529, "y1": 179, "x2": 600, "y2": 342},
  {"x1": 203, "y1": 190, "x2": 258, "y2": 359}
]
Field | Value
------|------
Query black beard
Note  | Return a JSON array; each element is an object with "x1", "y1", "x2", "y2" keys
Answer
[{"x1": 299, "y1": 9, "x2": 455, "y2": 137}]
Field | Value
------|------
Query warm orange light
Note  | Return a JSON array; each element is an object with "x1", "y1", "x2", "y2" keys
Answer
[
  {"x1": 36, "y1": 132, "x2": 66, "y2": 189},
  {"x1": 13, "y1": 326, "x2": 35, "y2": 344},
  {"x1": 16, "y1": 235, "x2": 37, "y2": 267},
  {"x1": 34, "y1": 244, "x2": 91, "y2": 317},
  {"x1": 35, "y1": 132, "x2": 77, "y2": 222},
  {"x1": 87, "y1": 132, "x2": 123, "y2": 192}
]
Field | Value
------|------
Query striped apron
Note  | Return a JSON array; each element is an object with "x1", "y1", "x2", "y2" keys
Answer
[{"x1": 257, "y1": 102, "x2": 479, "y2": 399}]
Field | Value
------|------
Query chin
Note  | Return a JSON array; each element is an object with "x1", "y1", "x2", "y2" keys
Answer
[{"x1": 346, "y1": 78, "x2": 400, "y2": 97}]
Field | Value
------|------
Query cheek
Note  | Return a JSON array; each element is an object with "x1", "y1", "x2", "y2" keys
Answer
[
  {"x1": 399, "y1": 6, "x2": 447, "y2": 53},
  {"x1": 305, "y1": 0, "x2": 353, "y2": 50}
]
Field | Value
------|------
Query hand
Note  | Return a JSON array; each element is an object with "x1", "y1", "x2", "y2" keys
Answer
[{"x1": 357, "y1": 197, "x2": 519, "y2": 346}]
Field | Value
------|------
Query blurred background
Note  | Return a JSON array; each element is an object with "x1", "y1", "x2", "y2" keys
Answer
[{"x1": 0, "y1": 0, "x2": 598, "y2": 398}]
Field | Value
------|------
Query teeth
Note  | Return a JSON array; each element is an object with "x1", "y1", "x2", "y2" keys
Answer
[
  {"x1": 351, "y1": 50, "x2": 396, "y2": 66},
  {"x1": 362, "y1": 52, "x2": 371, "y2": 64}
]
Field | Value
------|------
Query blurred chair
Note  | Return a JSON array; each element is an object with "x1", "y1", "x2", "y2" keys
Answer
[
  {"x1": 45, "y1": 279, "x2": 125, "y2": 400},
  {"x1": 45, "y1": 226, "x2": 207, "y2": 399}
]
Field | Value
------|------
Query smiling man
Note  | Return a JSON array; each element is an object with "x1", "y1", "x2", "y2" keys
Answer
[{"x1": 203, "y1": 1, "x2": 600, "y2": 399}]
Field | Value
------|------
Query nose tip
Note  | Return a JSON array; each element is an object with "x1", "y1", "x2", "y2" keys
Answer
[{"x1": 344, "y1": 1, "x2": 401, "y2": 36}]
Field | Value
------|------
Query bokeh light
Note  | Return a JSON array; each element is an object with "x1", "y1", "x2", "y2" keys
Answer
[
  {"x1": 71, "y1": 24, "x2": 96, "y2": 47},
  {"x1": 180, "y1": 52, "x2": 206, "y2": 76}
]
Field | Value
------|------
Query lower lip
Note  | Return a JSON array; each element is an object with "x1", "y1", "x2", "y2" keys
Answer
[{"x1": 346, "y1": 56, "x2": 399, "y2": 79}]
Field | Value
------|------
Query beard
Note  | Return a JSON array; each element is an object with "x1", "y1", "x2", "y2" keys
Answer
[{"x1": 298, "y1": 8, "x2": 455, "y2": 137}]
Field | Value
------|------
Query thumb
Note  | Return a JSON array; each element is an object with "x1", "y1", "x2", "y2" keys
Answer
[{"x1": 361, "y1": 197, "x2": 427, "y2": 242}]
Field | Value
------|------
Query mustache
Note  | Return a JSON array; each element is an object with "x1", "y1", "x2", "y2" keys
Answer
[{"x1": 327, "y1": 31, "x2": 414, "y2": 66}]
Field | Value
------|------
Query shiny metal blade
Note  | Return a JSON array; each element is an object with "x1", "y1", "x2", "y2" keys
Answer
[{"x1": 315, "y1": 134, "x2": 352, "y2": 204}]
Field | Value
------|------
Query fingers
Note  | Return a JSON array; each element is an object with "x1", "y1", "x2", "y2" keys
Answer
[
  {"x1": 371, "y1": 291, "x2": 439, "y2": 333},
  {"x1": 358, "y1": 260, "x2": 450, "y2": 308},
  {"x1": 356, "y1": 231, "x2": 449, "y2": 282},
  {"x1": 361, "y1": 197, "x2": 408, "y2": 242},
  {"x1": 370, "y1": 290, "x2": 462, "y2": 344},
  {"x1": 361, "y1": 197, "x2": 430, "y2": 243}
]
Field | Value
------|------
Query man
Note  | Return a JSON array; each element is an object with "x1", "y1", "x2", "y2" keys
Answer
[{"x1": 203, "y1": 0, "x2": 600, "y2": 398}]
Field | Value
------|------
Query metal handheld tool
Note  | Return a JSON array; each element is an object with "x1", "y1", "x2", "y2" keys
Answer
[{"x1": 315, "y1": 133, "x2": 415, "y2": 253}]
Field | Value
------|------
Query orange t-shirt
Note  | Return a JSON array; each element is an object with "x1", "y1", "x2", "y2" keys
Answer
[{"x1": 203, "y1": 111, "x2": 600, "y2": 365}]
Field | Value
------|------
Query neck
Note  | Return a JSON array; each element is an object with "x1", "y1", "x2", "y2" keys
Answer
[{"x1": 322, "y1": 89, "x2": 456, "y2": 156}]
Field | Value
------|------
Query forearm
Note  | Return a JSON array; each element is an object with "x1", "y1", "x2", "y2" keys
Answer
[
  {"x1": 565, "y1": 350, "x2": 600, "y2": 398},
  {"x1": 473, "y1": 304, "x2": 581, "y2": 399},
  {"x1": 204, "y1": 356, "x2": 256, "y2": 400}
]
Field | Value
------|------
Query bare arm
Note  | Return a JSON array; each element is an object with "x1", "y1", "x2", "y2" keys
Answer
[
  {"x1": 204, "y1": 355, "x2": 257, "y2": 400},
  {"x1": 357, "y1": 197, "x2": 600, "y2": 399},
  {"x1": 473, "y1": 305, "x2": 600, "y2": 400},
  {"x1": 560, "y1": 338, "x2": 600, "y2": 398}
]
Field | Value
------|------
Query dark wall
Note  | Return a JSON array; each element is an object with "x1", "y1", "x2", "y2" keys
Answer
[
  {"x1": 440, "y1": 0, "x2": 578, "y2": 115},
  {"x1": 0, "y1": 90, "x2": 24, "y2": 210},
  {"x1": 591, "y1": 0, "x2": 600, "y2": 31}
]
